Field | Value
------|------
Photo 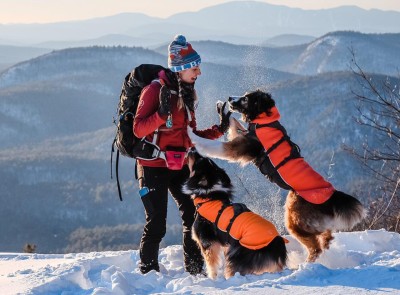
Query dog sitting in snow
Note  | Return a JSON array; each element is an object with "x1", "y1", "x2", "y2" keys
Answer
[
  {"x1": 183, "y1": 149, "x2": 287, "y2": 279},
  {"x1": 189, "y1": 90, "x2": 366, "y2": 262}
]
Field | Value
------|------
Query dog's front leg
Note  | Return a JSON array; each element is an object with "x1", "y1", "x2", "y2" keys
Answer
[
  {"x1": 227, "y1": 117, "x2": 247, "y2": 141},
  {"x1": 203, "y1": 243, "x2": 223, "y2": 279},
  {"x1": 192, "y1": 233, "x2": 222, "y2": 279},
  {"x1": 188, "y1": 128, "x2": 228, "y2": 160},
  {"x1": 192, "y1": 221, "x2": 222, "y2": 279},
  {"x1": 189, "y1": 128, "x2": 259, "y2": 165}
]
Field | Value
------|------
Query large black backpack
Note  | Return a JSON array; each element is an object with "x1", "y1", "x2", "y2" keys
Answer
[{"x1": 111, "y1": 64, "x2": 167, "y2": 201}]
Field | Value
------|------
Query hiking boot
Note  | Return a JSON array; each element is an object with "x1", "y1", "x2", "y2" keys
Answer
[{"x1": 139, "y1": 260, "x2": 160, "y2": 274}]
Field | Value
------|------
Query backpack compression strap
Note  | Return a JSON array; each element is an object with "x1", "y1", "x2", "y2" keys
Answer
[{"x1": 110, "y1": 136, "x2": 123, "y2": 201}]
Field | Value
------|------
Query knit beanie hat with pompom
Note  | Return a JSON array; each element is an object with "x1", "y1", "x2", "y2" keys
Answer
[{"x1": 168, "y1": 34, "x2": 201, "y2": 72}]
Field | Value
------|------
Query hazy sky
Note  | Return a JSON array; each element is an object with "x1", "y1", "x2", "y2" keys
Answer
[{"x1": 1, "y1": 0, "x2": 400, "y2": 24}]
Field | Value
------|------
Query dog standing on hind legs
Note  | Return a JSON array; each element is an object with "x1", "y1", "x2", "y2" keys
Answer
[
  {"x1": 183, "y1": 149, "x2": 287, "y2": 279},
  {"x1": 189, "y1": 90, "x2": 366, "y2": 262}
]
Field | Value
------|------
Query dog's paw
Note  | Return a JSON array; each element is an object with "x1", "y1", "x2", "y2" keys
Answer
[
  {"x1": 188, "y1": 128, "x2": 227, "y2": 159},
  {"x1": 194, "y1": 144, "x2": 207, "y2": 157},
  {"x1": 188, "y1": 128, "x2": 207, "y2": 155},
  {"x1": 188, "y1": 132, "x2": 211, "y2": 156},
  {"x1": 188, "y1": 128, "x2": 199, "y2": 144}
]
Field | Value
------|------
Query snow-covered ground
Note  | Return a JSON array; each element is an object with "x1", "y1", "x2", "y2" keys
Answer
[{"x1": 1, "y1": 230, "x2": 399, "y2": 295}]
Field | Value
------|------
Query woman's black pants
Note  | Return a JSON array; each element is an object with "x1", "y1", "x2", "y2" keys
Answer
[{"x1": 137, "y1": 164, "x2": 204, "y2": 274}]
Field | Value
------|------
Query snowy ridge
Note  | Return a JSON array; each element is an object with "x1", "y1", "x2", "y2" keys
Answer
[
  {"x1": 295, "y1": 35, "x2": 340, "y2": 74},
  {"x1": 1, "y1": 230, "x2": 399, "y2": 294},
  {"x1": 291, "y1": 31, "x2": 400, "y2": 75}
]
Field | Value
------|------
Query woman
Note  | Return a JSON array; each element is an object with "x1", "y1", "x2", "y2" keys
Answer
[{"x1": 133, "y1": 34, "x2": 231, "y2": 275}]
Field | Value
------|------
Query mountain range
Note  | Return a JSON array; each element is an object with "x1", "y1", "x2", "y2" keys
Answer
[
  {"x1": 2, "y1": 31, "x2": 398, "y2": 151},
  {"x1": 1, "y1": 1, "x2": 399, "y2": 47},
  {"x1": 155, "y1": 32, "x2": 400, "y2": 76},
  {"x1": 1, "y1": 1, "x2": 399, "y2": 75}
]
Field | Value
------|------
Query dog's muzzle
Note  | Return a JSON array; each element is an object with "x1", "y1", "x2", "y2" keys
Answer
[
  {"x1": 228, "y1": 96, "x2": 243, "y2": 103},
  {"x1": 228, "y1": 96, "x2": 244, "y2": 111}
]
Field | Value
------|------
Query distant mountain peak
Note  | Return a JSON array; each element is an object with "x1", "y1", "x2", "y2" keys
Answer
[{"x1": 1, "y1": 2, "x2": 399, "y2": 47}]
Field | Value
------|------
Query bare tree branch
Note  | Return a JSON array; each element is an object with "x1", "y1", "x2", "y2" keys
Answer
[{"x1": 345, "y1": 48, "x2": 400, "y2": 232}]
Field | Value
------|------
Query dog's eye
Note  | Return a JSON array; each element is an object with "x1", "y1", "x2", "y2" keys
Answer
[{"x1": 199, "y1": 176, "x2": 208, "y2": 186}]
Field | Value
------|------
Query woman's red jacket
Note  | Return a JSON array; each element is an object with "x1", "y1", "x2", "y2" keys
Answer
[{"x1": 133, "y1": 70, "x2": 223, "y2": 167}]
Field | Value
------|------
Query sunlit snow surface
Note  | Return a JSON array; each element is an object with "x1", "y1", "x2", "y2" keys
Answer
[{"x1": 0, "y1": 230, "x2": 399, "y2": 294}]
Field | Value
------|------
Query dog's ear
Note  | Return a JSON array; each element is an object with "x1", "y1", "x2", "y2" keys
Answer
[
  {"x1": 257, "y1": 91, "x2": 275, "y2": 116},
  {"x1": 207, "y1": 158, "x2": 232, "y2": 188},
  {"x1": 219, "y1": 168, "x2": 232, "y2": 187}
]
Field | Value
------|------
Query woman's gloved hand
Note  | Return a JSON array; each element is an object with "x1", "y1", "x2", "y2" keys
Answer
[
  {"x1": 216, "y1": 100, "x2": 232, "y2": 133},
  {"x1": 158, "y1": 85, "x2": 171, "y2": 118}
]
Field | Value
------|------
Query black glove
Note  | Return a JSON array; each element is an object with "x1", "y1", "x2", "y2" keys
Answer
[
  {"x1": 216, "y1": 101, "x2": 232, "y2": 133},
  {"x1": 158, "y1": 85, "x2": 171, "y2": 117}
]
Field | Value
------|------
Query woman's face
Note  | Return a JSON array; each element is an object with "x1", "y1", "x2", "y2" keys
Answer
[{"x1": 179, "y1": 66, "x2": 201, "y2": 84}]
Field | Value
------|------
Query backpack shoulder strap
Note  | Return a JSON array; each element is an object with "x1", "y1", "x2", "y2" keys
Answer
[{"x1": 152, "y1": 78, "x2": 178, "y2": 95}]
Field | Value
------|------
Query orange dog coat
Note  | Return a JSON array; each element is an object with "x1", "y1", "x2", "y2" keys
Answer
[
  {"x1": 251, "y1": 107, "x2": 335, "y2": 204},
  {"x1": 194, "y1": 198, "x2": 285, "y2": 250}
]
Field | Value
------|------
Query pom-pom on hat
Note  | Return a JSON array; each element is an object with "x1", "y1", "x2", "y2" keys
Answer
[{"x1": 168, "y1": 34, "x2": 201, "y2": 72}]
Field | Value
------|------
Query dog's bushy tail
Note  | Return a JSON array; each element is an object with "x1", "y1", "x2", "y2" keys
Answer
[
  {"x1": 329, "y1": 190, "x2": 366, "y2": 231},
  {"x1": 226, "y1": 236, "x2": 287, "y2": 275}
]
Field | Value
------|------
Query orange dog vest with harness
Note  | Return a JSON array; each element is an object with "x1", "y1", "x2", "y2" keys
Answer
[
  {"x1": 250, "y1": 107, "x2": 335, "y2": 204},
  {"x1": 194, "y1": 198, "x2": 285, "y2": 250}
]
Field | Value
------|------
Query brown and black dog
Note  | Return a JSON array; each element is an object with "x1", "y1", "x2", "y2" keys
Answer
[
  {"x1": 189, "y1": 90, "x2": 366, "y2": 262},
  {"x1": 183, "y1": 149, "x2": 287, "y2": 279}
]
